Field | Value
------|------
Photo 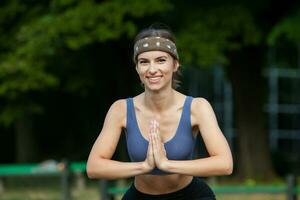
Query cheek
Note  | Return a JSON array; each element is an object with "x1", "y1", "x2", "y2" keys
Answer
[
  {"x1": 136, "y1": 68, "x2": 146, "y2": 77},
  {"x1": 135, "y1": 66, "x2": 142, "y2": 74},
  {"x1": 136, "y1": 68, "x2": 146, "y2": 80},
  {"x1": 164, "y1": 65, "x2": 175, "y2": 74}
]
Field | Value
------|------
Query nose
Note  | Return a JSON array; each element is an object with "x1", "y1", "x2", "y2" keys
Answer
[{"x1": 148, "y1": 62, "x2": 157, "y2": 74}]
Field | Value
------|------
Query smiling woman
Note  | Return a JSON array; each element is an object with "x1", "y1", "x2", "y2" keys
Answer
[
  {"x1": 135, "y1": 51, "x2": 178, "y2": 91},
  {"x1": 133, "y1": 28, "x2": 181, "y2": 89},
  {"x1": 86, "y1": 24, "x2": 233, "y2": 200}
]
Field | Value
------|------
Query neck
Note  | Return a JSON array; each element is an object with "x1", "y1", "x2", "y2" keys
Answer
[{"x1": 143, "y1": 88, "x2": 176, "y2": 113}]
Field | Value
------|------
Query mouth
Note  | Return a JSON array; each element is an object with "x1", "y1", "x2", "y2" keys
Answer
[{"x1": 147, "y1": 76, "x2": 162, "y2": 84}]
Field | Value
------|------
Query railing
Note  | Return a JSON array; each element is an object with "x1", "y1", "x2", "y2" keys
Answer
[
  {"x1": 0, "y1": 161, "x2": 86, "y2": 200},
  {"x1": 100, "y1": 174, "x2": 299, "y2": 200},
  {"x1": 0, "y1": 162, "x2": 298, "y2": 200}
]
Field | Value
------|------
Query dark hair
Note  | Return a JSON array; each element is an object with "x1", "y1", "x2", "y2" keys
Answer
[{"x1": 134, "y1": 25, "x2": 181, "y2": 89}]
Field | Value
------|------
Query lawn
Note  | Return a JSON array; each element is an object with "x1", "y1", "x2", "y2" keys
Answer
[{"x1": 0, "y1": 187, "x2": 299, "y2": 200}]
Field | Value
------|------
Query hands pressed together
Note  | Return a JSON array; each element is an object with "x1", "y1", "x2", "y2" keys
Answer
[{"x1": 143, "y1": 120, "x2": 169, "y2": 173}]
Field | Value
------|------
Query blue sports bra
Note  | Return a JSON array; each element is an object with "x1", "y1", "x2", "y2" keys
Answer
[{"x1": 125, "y1": 96, "x2": 197, "y2": 175}]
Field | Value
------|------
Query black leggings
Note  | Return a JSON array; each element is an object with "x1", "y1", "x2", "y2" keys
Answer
[{"x1": 121, "y1": 177, "x2": 216, "y2": 200}]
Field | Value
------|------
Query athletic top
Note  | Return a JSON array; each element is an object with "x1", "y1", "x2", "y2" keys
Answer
[{"x1": 125, "y1": 96, "x2": 197, "y2": 175}]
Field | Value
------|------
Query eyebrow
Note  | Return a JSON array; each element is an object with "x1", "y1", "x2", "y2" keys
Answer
[{"x1": 138, "y1": 56, "x2": 168, "y2": 61}]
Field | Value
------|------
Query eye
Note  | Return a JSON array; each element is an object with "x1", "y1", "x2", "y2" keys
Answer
[
  {"x1": 158, "y1": 58, "x2": 166, "y2": 63},
  {"x1": 139, "y1": 60, "x2": 148, "y2": 65}
]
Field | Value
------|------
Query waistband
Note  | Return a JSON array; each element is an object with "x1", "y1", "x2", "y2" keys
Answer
[{"x1": 130, "y1": 177, "x2": 215, "y2": 199}]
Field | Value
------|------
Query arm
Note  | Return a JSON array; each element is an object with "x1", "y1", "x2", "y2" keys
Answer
[
  {"x1": 153, "y1": 98, "x2": 233, "y2": 176},
  {"x1": 86, "y1": 99, "x2": 153, "y2": 180}
]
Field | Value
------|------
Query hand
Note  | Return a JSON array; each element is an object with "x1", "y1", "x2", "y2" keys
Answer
[
  {"x1": 142, "y1": 121, "x2": 156, "y2": 173},
  {"x1": 150, "y1": 120, "x2": 169, "y2": 170}
]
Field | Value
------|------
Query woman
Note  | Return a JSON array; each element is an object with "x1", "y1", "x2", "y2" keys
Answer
[{"x1": 87, "y1": 26, "x2": 233, "y2": 200}]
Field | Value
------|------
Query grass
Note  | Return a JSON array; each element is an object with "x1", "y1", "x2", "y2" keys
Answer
[
  {"x1": 0, "y1": 187, "x2": 299, "y2": 200},
  {"x1": 0, "y1": 176, "x2": 299, "y2": 200},
  {"x1": 216, "y1": 194, "x2": 297, "y2": 200},
  {"x1": 0, "y1": 187, "x2": 99, "y2": 200}
]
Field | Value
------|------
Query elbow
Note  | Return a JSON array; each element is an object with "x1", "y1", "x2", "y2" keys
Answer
[
  {"x1": 224, "y1": 165, "x2": 233, "y2": 175},
  {"x1": 86, "y1": 163, "x2": 97, "y2": 179},
  {"x1": 222, "y1": 160, "x2": 233, "y2": 175},
  {"x1": 86, "y1": 158, "x2": 103, "y2": 179},
  {"x1": 86, "y1": 169, "x2": 96, "y2": 179},
  {"x1": 215, "y1": 155, "x2": 233, "y2": 176}
]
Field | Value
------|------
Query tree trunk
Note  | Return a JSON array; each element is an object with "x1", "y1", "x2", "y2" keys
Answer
[
  {"x1": 15, "y1": 115, "x2": 37, "y2": 162},
  {"x1": 226, "y1": 46, "x2": 275, "y2": 180}
]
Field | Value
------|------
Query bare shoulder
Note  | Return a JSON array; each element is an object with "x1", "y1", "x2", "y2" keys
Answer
[
  {"x1": 191, "y1": 97, "x2": 213, "y2": 115},
  {"x1": 110, "y1": 99, "x2": 127, "y2": 111},
  {"x1": 191, "y1": 97, "x2": 219, "y2": 129},
  {"x1": 107, "y1": 99, "x2": 127, "y2": 128}
]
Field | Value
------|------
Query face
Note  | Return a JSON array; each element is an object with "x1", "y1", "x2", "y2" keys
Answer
[{"x1": 136, "y1": 51, "x2": 179, "y2": 91}]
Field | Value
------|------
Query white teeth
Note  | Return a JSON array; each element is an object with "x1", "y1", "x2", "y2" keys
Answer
[
  {"x1": 149, "y1": 77, "x2": 160, "y2": 80},
  {"x1": 148, "y1": 76, "x2": 161, "y2": 83}
]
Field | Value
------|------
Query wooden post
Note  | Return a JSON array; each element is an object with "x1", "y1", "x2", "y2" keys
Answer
[
  {"x1": 0, "y1": 178, "x2": 4, "y2": 193},
  {"x1": 99, "y1": 179, "x2": 113, "y2": 200},
  {"x1": 74, "y1": 171, "x2": 85, "y2": 191},
  {"x1": 61, "y1": 160, "x2": 71, "y2": 200},
  {"x1": 287, "y1": 174, "x2": 297, "y2": 200}
]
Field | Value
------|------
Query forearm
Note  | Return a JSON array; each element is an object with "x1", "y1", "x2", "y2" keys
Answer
[
  {"x1": 87, "y1": 158, "x2": 149, "y2": 180},
  {"x1": 162, "y1": 156, "x2": 233, "y2": 177}
]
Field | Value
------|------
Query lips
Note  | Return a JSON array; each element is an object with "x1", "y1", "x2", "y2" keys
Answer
[{"x1": 147, "y1": 76, "x2": 162, "y2": 84}]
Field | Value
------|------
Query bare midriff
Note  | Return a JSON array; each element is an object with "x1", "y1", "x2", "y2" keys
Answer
[{"x1": 134, "y1": 174, "x2": 193, "y2": 195}]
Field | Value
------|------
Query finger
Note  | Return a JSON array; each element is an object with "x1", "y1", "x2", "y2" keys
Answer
[
  {"x1": 151, "y1": 120, "x2": 155, "y2": 128},
  {"x1": 148, "y1": 134, "x2": 155, "y2": 162},
  {"x1": 152, "y1": 120, "x2": 158, "y2": 135},
  {"x1": 150, "y1": 121, "x2": 157, "y2": 138},
  {"x1": 152, "y1": 133, "x2": 159, "y2": 155},
  {"x1": 151, "y1": 132, "x2": 155, "y2": 146},
  {"x1": 150, "y1": 120, "x2": 154, "y2": 128},
  {"x1": 148, "y1": 138, "x2": 153, "y2": 156},
  {"x1": 149, "y1": 120, "x2": 155, "y2": 138},
  {"x1": 152, "y1": 125, "x2": 162, "y2": 145},
  {"x1": 155, "y1": 120, "x2": 159, "y2": 128},
  {"x1": 154, "y1": 133, "x2": 165, "y2": 153},
  {"x1": 153, "y1": 120, "x2": 159, "y2": 129},
  {"x1": 148, "y1": 133, "x2": 152, "y2": 149},
  {"x1": 155, "y1": 121, "x2": 160, "y2": 135},
  {"x1": 153, "y1": 133, "x2": 161, "y2": 152},
  {"x1": 153, "y1": 120, "x2": 157, "y2": 127}
]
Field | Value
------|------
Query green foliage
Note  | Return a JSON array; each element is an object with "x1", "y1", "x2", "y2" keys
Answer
[
  {"x1": 268, "y1": 10, "x2": 300, "y2": 45},
  {"x1": 16, "y1": 0, "x2": 172, "y2": 50},
  {"x1": 0, "y1": 103, "x2": 43, "y2": 127},
  {"x1": 0, "y1": 0, "x2": 172, "y2": 125},
  {"x1": 177, "y1": 5, "x2": 261, "y2": 67}
]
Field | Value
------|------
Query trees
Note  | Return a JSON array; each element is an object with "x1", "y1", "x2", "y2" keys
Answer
[
  {"x1": 0, "y1": 0, "x2": 171, "y2": 162},
  {"x1": 174, "y1": 3, "x2": 272, "y2": 180},
  {"x1": 174, "y1": 1, "x2": 299, "y2": 179},
  {"x1": 1, "y1": 0, "x2": 299, "y2": 180}
]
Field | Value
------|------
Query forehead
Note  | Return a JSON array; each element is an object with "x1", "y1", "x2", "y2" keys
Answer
[{"x1": 137, "y1": 51, "x2": 170, "y2": 60}]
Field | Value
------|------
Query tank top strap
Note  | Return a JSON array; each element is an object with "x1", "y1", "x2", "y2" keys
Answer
[
  {"x1": 126, "y1": 98, "x2": 135, "y2": 128},
  {"x1": 180, "y1": 96, "x2": 193, "y2": 129},
  {"x1": 183, "y1": 96, "x2": 193, "y2": 115}
]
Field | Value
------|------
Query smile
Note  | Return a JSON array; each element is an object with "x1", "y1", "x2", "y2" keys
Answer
[{"x1": 147, "y1": 76, "x2": 162, "y2": 83}]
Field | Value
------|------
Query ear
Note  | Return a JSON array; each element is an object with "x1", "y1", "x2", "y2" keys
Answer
[
  {"x1": 135, "y1": 64, "x2": 139, "y2": 73},
  {"x1": 173, "y1": 60, "x2": 179, "y2": 72}
]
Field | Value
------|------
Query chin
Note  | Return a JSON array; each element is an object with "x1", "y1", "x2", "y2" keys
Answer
[
  {"x1": 143, "y1": 78, "x2": 172, "y2": 91},
  {"x1": 147, "y1": 86, "x2": 162, "y2": 92},
  {"x1": 143, "y1": 83, "x2": 160, "y2": 90},
  {"x1": 146, "y1": 83, "x2": 170, "y2": 92}
]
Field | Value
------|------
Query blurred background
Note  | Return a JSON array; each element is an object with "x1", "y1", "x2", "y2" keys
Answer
[{"x1": 0, "y1": 0, "x2": 299, "y2": 199}]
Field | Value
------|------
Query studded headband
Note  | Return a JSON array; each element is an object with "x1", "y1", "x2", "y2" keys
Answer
[{"x1": 133, "y1": 36, "x2": 179, "y2": 63}]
